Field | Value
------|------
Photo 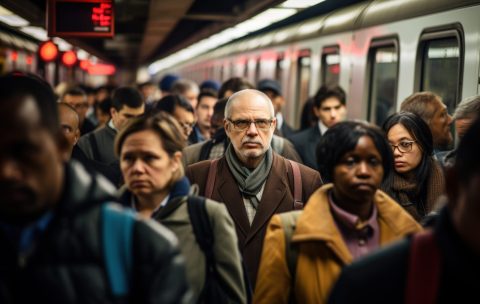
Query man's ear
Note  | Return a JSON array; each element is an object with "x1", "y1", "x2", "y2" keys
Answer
[
  {"x1": 223, "y1": 119, "x2": 230, "y2": 132},
  {"x1": 110, "y1": 107, "x2": 117, "y2": 118},
  {"x1": 313, "y1": 106, "x2": 321, "y2": 119},
  {"x1": 445, "y1": 166, "x2": 459, "y2": 208},
  {"x1": 56, "y1": 130, "x2": 71, "y2": 162},
  {"x1": 170, "y1": 151, "x2": 182, "y2": 173}
]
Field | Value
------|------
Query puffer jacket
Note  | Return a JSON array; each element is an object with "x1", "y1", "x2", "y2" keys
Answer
[{"x1": 0, "y1": 161, "x2": 191, "y2": 304}]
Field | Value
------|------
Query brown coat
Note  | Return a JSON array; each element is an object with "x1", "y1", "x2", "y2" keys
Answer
[
  {"x1": 186, "y1": 152, "x2": 322, "y2": 287},
  {"x1": 253, "y1": 184, "x2": 423, "y2": 304}
]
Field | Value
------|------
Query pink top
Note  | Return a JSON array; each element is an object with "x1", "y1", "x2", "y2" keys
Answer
[{"x1": 329, "y1": 192, "x2": 380, "y2": 260}]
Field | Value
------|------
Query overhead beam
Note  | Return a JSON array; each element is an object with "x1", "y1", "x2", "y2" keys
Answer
[
  {"x1": 183, "y1": 13, "x2": 236, "y2": 21},
  {"x1": 138, "y1": 0, "x2": 196, "y2": 63}
]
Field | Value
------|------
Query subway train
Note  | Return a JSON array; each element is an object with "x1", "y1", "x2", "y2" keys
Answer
[{"x1": 155, "y1": 0, "x2": 480, "y2": 128}]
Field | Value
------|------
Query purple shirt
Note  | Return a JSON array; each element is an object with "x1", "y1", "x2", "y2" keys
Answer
[{"x1": 329, "y1": 192, "x2": 380, "y2": 260}]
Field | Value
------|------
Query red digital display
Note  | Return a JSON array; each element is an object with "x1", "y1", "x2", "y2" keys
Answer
[
  {"x1": 47, "y1": 0, "x2": 114, "y2": 38},
  {"x1": 92, "y1": 3, "x2": 112, "y2": 28}
]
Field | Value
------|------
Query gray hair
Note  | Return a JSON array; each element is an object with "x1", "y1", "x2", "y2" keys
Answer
[
  {"x1": 453, "y1": 95, "x2": 480, "y2": 120},
  {"x1": 224, "y1": 89, "x2": 275, "y2": 118},
  {"x1": 171, "y1": 79, "x2": 199, "y2": 95}
]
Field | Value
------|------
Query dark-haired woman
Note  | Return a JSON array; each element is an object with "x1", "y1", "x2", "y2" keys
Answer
[
  {"x1": 382, "y1": 112, "x2": 445, "y2": 222},
  {"x1": 254, "y1": 121, "x2": 421, "y2": 303}
]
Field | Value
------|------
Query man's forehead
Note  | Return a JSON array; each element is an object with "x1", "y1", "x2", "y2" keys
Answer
[
  {"x1": 119, "y1": 104, "x2": 145, "y2": 114},
  {"x1": 64, "y1": 94, "x2": 86, "y2": 103},
  {"x1": 59, "y1": 107, "x2": 79, "y2": 127},
  {"x1": 320, "y1": 97, "x2": 343, "y2": 108}
]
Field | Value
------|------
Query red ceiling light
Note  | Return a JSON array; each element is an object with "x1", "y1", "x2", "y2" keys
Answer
[
  {"x1": 62, "y1": 50, "x2": 77, "y2": 67},
  {"x1": 87, "y1": 63, "x2": 116, "y2": 75},
  {"x1": 26, "y1": 55, "x2": 33, "y2": 65},
  {"x1": 39, "y1": 40, "x2": 58, "y2": 62},
  {"x1": 10, "y1": 51, "x2": 18, "y2": 61},
  {"x1": 79, "y1": 59, "x2": 90, "y2": 70}
]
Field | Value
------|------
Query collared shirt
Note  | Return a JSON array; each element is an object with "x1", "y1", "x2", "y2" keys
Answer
[
  {"x1": 329, "y1": 192, "x2": 380, "y2": 260},
  {"x1": 317, "y1": 120, "x2": 329, "y2": 136},
  {"x1": 243, "y1": 182, "x2": 266, "y2": 225},
  {"x1": 131, "y1": 194, "x2": 170, "y2": 218},
  {"x1": 276, "y1": 112, "x2": 284, "y2": 131},
  {"x1": 193, "y1": 125, "x2": 206, "y2": 143},
  {"x1": 108, "y1": 119, "x2": 118, "y2": 132}
]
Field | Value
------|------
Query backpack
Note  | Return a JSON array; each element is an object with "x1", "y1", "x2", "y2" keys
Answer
[
  {"x1": 405, "y1": 230, "x2": 441, "y2": 304},
  {"x1": 278, "y1": 211, "x2": 303, "y2": 304},
  {"x1": 101, "y1": 203, "x2": 136, "y2": 298},
  {"x1": 186, "y1": 196, "x2": 252, "y2": 303}
]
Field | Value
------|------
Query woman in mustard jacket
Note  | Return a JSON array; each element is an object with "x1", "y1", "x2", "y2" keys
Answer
[{"x1": 254, "y1": 121, "x2": 422, "y2": 303}]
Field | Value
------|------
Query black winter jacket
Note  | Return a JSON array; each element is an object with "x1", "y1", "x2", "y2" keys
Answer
[{"x1": 0, "y1": 161, "x2": 191, "y2": 304}]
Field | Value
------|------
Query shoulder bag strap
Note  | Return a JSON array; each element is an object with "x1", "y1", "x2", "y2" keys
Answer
[
  {"x1": 287, "y1": 159, "x2": 303, "y2": 210},
  {"x1": 405, "y1": 230, "x2": 441, "y2": 304}
]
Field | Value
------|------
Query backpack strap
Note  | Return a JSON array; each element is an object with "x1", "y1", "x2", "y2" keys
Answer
[
  {"x1": 186, "y1": 196, "x2": 214, "y2": 255},
  {"x1": 199, "y1": 140, "x2": 214, "y2": 161},
  {"x1": 287, "y1": 159, "x2": 303, "y2": 210},
  {"x1": 101, "y1": 203, "x2": 135, "y2": 297},
  {"x1": 187, "y1": 196, "x2": 253, "y2": 302},
  {"x1": 205, "y1": 159, "x2": 219, "y2": 199},
  {"x1": 88, "y1": 133, "x2": 101, "y2": 162},
  {"x1": 405, "y1": 230, "x2": 441, "y2": 304},
  {"x1": 186, "y1": 196, "x2": 216, "y2": 301},
  {"x1": 279, "y1": 211, "x2": 303, "y2": 304}
]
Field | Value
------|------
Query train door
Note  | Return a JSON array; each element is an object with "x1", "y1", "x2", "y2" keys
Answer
[
  {"x1": 321, "y1": 45, "x2": 340, "y2": 86},
  {"x1": 366, "y1": 38, "x2": 399, "y2": 126},
  {"x1": 255, "y1": 57, "x2": 261, "y2": 84},
  {"x1": 275, "y1": 53, "x2": 285, "y2": 82},
  {"x1": 295, "y1": 49, "x2": 311, "y2": 126},
  {"x1": 415, "y1": 27, "x2": 464, "y2": 115}
]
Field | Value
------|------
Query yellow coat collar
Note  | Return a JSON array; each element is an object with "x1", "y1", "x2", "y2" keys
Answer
[{"x1": 293, "y1": 183, "x2": 422, "y2": 263}]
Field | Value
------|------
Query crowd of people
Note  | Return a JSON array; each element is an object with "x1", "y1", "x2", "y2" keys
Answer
[{"x1": 1, "y1": 70, "x2": 480, "y2": 303}]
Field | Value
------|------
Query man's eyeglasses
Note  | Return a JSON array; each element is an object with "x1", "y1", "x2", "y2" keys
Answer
[
  {"x1": 390, "y1": 140, "x2": 416, "y2": 153},
  {"x1": 227, "y1": 118, "x2": 274, "y2": 131},
  {"x1": 72, "y1": 103, "x2": 89, "y2": 110},
  {"x1": 179, "y1": 121, "x2": 194, "y2": 131}
]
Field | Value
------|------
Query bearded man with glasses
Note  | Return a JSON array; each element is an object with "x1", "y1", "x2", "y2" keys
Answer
[{"x1": 186, "y1": 89, "x2": 322, "y2": 288}]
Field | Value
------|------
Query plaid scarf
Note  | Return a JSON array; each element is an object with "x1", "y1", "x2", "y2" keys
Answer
[{"x1": 225, "y1": 144, "x2": 273, "y2": 210}]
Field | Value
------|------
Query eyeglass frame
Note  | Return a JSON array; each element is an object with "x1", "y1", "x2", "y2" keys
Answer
[
  {"x1": 390, "y1": 140, "x2": 416, "y2": 153},
  {"x1": 226, "y1": 118, "x2": 275, "y2": 131}
]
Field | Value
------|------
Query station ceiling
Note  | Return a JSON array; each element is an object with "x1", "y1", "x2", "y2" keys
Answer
[{"x1": 2, "y1": 0, "x2": 288, "y2": 68}]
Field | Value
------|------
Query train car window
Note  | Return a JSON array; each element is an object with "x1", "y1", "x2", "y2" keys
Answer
[
  {"x1": 367, "y1": 41, "x2": 398, "y2": 126},
  {"x1": 416, "y1": 26, "x2": 464, "y2": 115},
  {"x1": 321, "y1": 46, "x2": 340, "y2": 86},
  {"x1": 296, "y1": 49, "x2": 311, "y2": 109},
  {"x1": 420, "y1": 37, "x2": 461, "y2": 114}
]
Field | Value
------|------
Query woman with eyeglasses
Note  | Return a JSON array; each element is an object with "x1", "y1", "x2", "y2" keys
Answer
[{"x1": 382, "y1": 112, "x2": 445, "y2": 222}]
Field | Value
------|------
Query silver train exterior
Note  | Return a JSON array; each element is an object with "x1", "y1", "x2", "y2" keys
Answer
[{"x1": 155, "y1": 0, "x2": 480, "y2": 128}]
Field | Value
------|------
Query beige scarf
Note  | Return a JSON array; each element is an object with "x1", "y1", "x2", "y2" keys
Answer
[{"x1": 385, "y1": 158, "x2": 445, "y2": 222}]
